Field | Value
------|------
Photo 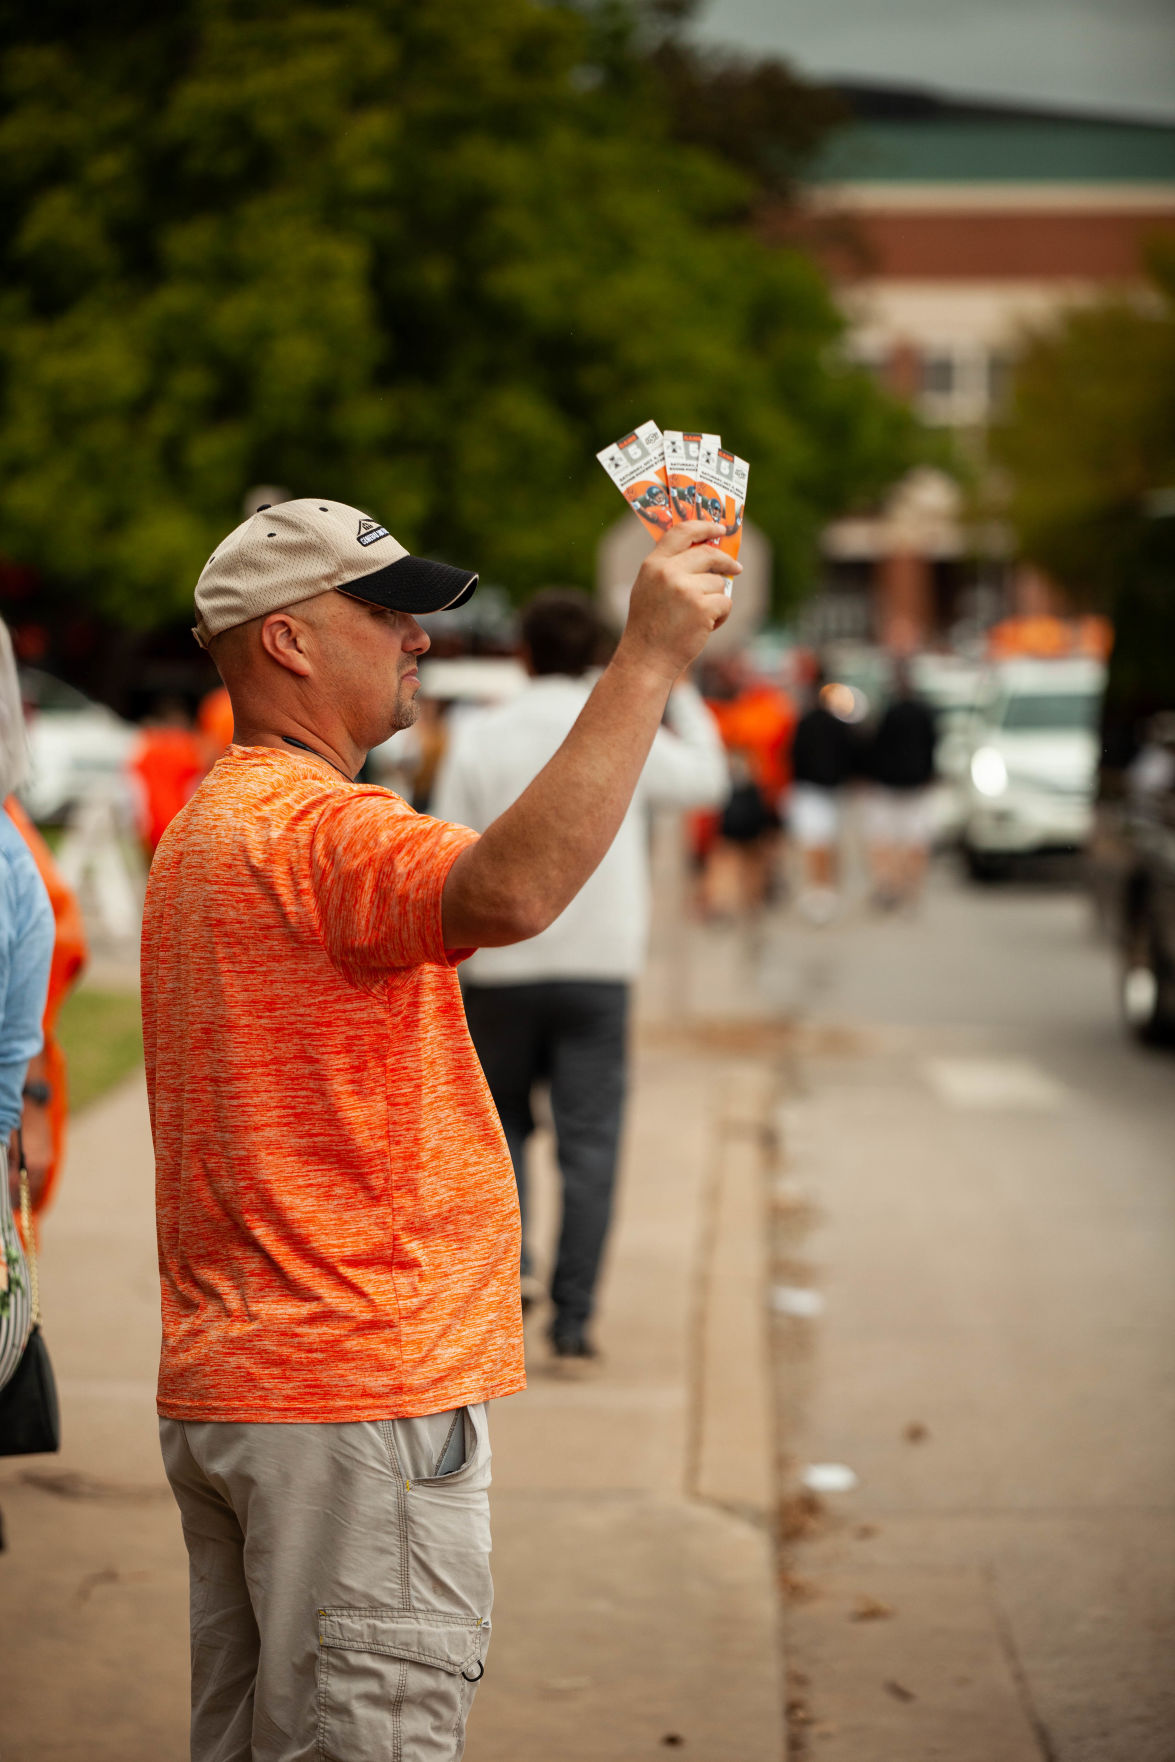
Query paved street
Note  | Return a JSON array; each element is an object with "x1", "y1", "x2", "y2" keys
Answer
[{"x1": 746, "y1": 854, "x2": 1175, "y2": 1762}]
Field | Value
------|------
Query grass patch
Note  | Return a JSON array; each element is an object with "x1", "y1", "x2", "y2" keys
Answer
[{"x1": 56, "y1": 988, "x2": 143, "y2": 1113}]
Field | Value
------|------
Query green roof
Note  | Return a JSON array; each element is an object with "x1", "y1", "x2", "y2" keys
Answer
[{"x1": 809, "y1": 115, "x2": 1175, "y2": 185}]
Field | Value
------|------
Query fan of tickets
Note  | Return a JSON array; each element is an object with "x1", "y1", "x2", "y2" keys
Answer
[{"x1": 597, "y1": 422, "x2": 749, "y2": 596}]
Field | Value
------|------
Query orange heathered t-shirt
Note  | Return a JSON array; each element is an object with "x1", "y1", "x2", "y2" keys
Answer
[{"x1": 141, "y1": 745, "x2": 525, "y2": 1424}]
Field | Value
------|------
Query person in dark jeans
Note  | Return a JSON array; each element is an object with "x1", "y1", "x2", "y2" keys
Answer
[
  {"x1": 433, "y1": 591, "x2": 727, "y2": 1363},
  {"x1": 864, "y1": 661, "x2": 938, "y2": 909},
  {"x1": 790, "y1": 668, "x2": 860, "y2": 923},
  {"x1": 461, "y1": 979, "x2": 627, "y2": 1355}
]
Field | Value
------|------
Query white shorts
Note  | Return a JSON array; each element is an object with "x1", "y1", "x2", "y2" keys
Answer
[
  {"x1": 863, "y1": 787, "x2": 933, "y2": 849},
  {"x1": 789, "y1": 784, "x2": 841, "y2": 849}
]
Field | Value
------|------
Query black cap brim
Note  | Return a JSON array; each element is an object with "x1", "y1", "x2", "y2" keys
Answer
[{"x1": 339, "y1": 554, "x2": 478, "y2": 616}]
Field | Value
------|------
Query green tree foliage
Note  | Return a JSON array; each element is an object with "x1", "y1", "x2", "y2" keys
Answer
[
  {"x1": 0, "y1": 0, "x2": 919, "y2": 627},
  {"x1": 991, "y1": 244, "x2": 1175, "y2": 606}
]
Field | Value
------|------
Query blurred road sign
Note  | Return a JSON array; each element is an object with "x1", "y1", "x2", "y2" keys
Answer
[{"x1": 596, "y1": 516, "x2": 770, "y2": 656}]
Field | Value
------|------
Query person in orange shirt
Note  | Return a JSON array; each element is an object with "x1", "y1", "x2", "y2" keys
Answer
[
  {"x1": 143, "y1": 498, "x2": 737, "y2": 1761},
  {"x1": 196, "y1": 682, "x2": 235, "y2": 765},
  {"x1": 3, "y1": 796, "x2": 87, "y2": 1224},
  {"x1": 988, "y1": 614, "x2": 1071, "y2": 660},
  {"x1": 128, "y1": 700, "x2": 206, "y2": 854},
  {"x1": 700, "y1": 655, "x2": 796, "y2": 916}
]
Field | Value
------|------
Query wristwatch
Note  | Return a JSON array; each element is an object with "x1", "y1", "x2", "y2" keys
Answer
[{"x1": 22, "y1": 1080, "x2": 52, "y2": 1107}]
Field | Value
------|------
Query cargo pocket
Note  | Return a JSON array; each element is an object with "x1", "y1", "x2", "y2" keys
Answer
[{"x1": 316, "y1": 1606, "x2": 490, "y2": 1762}]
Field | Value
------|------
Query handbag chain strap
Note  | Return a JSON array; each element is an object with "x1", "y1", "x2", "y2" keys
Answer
[{"x1": 17, "y1": 1161, "x2": 40, "y2": 1328}]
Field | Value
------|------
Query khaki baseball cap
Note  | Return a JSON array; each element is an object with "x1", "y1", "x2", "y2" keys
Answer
[{"x1": 193, "y1": 498, "x2": 478, "y2": 647}]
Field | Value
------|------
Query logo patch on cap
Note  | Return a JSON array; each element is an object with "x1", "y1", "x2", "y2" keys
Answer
[{"x1": 357, "y1": 518, "x2": 390, "y2": 547}]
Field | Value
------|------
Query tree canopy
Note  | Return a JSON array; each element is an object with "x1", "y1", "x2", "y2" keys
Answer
[
  {"x1": 0, "y1": 0, "x2": 920, "y2": 628},
  {"x1": 991, "y1": 243, "x2": 1175, "y2": 608}
]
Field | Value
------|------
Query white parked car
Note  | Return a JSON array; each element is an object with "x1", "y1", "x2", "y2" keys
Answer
[
  {"x1": 959, "y1": 657, "x2": 1106, "y2": 879},
  {"x1": 18, "y1": 668, "x2": 138, "y2": 824},
  {"x1": 909, "y1": 653, "x2": 983, "y2": 843}
]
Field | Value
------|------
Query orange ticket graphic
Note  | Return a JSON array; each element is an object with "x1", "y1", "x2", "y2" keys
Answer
[
  {"x1": 596, "y1": 421, "x2": 675, "y2": 540},
  {"x1": 664, "y1": 430, "x2": 704, "y2": 522},
  {"x1": 696, "y1": 433, "x2": 749, "y2": 595}
]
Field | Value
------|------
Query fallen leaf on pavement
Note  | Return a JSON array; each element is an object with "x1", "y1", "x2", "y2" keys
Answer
[{"x1": 778, "y1": 1489, "x2": 826, "y2": 1542}]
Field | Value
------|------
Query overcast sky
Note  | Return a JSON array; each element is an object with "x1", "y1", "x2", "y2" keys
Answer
[{"x1": 690, "y1": 0, "x2": 1175, "y2": 123}]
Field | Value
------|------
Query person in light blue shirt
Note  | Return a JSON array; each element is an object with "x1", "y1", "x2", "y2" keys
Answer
[
  {"x1": 0, "y1": 808, "x2": 53, "y2": 1142},
  {"x1": 0, "y1": 617, "x2": 53, "y2": 1141},
  {"x1": 0, "y1": 615, "x2": 53, "y2": 1394}
]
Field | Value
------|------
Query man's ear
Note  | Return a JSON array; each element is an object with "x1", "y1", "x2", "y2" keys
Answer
[{"x1": 260, "y1": 612, "x2": 313, "y2": 678}]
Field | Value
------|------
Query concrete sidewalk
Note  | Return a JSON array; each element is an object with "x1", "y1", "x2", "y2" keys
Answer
[{"x1": 0, "y1": 944, "x2": 786, "y2": 1760}]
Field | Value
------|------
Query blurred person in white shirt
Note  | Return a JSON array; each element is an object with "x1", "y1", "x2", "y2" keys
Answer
[{"x1": 433, "y1": 589, "x2": 727, "y2": 1363}]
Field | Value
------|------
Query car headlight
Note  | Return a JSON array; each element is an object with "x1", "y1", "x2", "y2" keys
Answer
[{"x1": 970, "y1": 746, "x2": 1008, "y2": 797}]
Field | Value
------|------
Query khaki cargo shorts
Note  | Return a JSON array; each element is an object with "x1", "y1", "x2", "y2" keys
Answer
[{"x1": 161, "y1": 1404, "x2": 492, "y2": 1762}]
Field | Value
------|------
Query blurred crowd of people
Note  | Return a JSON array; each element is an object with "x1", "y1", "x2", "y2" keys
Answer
[{"x1": 691, "y1": 648, "x2": 939, "y2": 925}]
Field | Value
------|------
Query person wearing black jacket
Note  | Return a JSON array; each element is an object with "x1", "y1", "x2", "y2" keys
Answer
[
  {"x1": 864, "y1": 661, "x2": 938, "y2": 908},
  {"x1": 790, "y1": 670, "x2": 860, "y2": 923}
]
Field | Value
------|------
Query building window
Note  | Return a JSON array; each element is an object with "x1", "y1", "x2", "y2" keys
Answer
[
  {"x1": 921, "y1": 351, "x2": 956, "y2": 400},
  {"x1": 917, "y1": 348, "x2": 966, "y2": 425},
  {"x1": 918, "y1": 346, "x2": 1005, "y2": 428}
]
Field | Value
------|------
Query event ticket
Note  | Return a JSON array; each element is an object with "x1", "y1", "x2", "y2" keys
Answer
[
  {"x1": 663, "y1": 429, "x2": 704, "y2": 521},
  {"x1": 595, "y1": 421, "x2": 675, "y2": 541},
  {"x1": 696, "y1": 433, "x2": 749, "y2": 592}
]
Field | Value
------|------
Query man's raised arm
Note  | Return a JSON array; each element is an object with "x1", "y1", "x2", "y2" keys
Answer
[{"x1": 440, "y1": 521, "x2": 738, "y2": 950}]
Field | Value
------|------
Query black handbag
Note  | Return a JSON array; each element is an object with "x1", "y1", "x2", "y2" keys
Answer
[{"x1": 0, "y1": 1164, "x2": 60, "y2": 1456}]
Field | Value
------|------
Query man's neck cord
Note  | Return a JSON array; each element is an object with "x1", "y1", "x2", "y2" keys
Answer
[{"x1": 281, "y1": 734, "x2": 356, "y2": 782}]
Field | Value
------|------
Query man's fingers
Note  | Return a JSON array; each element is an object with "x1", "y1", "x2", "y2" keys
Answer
[
  {"x1": 653, "y1": 519, "x2": 713, "y2": 555},
  {"x1": 688, "y1": 547, "x2": 741, "y2": 577},
  {"x1": 699, "y1": 586, "x2": 734, "y2": 626},
  {"x1": 669, "y1": 548, "x2": 742, "y2": 585},
  {"x1": 682, "y1": 562, "x2": 742, "y2": 600},
  {"x1": 653, "y1": 519, "x2": 733, "y2": 557}
]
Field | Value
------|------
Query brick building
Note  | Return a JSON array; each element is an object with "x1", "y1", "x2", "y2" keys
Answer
[{"x1": 784, "y1": 85, "x2": 1175, "y2": 646}]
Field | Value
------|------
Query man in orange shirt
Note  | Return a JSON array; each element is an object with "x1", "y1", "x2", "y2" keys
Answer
[{"x1": 142, "y1": 497, "x2": 736, "y2": 1762}]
